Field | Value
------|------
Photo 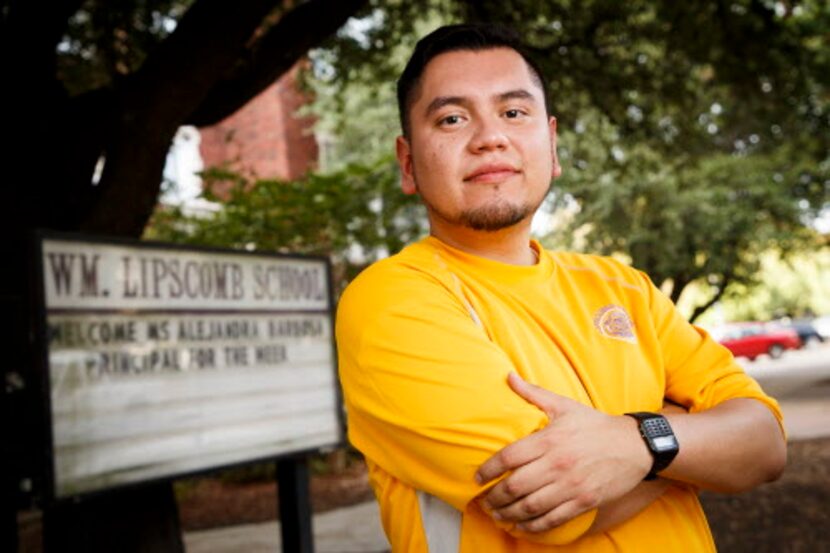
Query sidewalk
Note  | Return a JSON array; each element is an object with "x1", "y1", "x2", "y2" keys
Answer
[
  {"x1": 183, "y1": 387, "x2": 829, "y2": 553},
  {"x1": 777, "y1": 395, "x2": 830, "y2": 441},
  {"x1": 183, "y1": 501, "x2": 389, "y2": 553}
]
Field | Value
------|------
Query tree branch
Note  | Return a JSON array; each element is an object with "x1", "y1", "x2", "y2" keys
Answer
[
  {"x1": 669, "y1": 276, "x2": 690, "y2": 305},
  {"x1": 689, "y1": 277, "x2": 731, "y2": 323},
  {"x1": 77, "y1": 0, "x2": 284, "y2": 236},
  {"x1": 116, "y1": 0, "x2": 281, "y2": 126},
  {"x1": 80, "y1": 0, "x2": 367, "y2": 236},
  {"x1": 187, "y1": 0, "x2": 367, "y2": 126}
]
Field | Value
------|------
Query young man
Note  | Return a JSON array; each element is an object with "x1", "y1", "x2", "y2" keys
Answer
[{"x1": 336, "y1": 24, "x2": 786, "y2": 552}]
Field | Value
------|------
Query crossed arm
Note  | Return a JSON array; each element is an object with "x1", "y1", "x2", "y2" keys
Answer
[
  {"x1": 338, "y1": 268, "x2": 787, "y2": 543},
  {"x1": 475, "y1": 373, "x2": 787, "y2": 534}
]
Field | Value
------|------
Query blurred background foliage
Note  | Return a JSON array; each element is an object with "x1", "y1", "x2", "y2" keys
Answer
[
  {"x1": 147, "y1": 157, "x2": 427, "y2": 295},
  {"x1": 147, "y1": 0, "x2": 829, "y2": 322}
]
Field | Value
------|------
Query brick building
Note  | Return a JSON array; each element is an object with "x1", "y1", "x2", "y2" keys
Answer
[{"x1": 199, "y1": 63, "x2": 319, "y2": 190}]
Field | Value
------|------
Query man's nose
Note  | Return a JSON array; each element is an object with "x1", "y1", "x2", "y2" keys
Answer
[{"x1": 468, "y1": 118, "x2": 508, "y2": 152}]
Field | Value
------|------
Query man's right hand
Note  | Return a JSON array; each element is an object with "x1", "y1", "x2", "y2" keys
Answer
[{"x1": 476, "y1": 373, "x2": 654, "y2": 533}]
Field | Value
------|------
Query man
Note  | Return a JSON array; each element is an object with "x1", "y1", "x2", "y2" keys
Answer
[{"x1": 336, "y1": 23, "x2": 786, "y2": 552}]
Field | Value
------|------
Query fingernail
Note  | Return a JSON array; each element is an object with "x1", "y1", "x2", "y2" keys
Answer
[{"x1": 492, "y1": 512, "x2": 502, "y2": 521}]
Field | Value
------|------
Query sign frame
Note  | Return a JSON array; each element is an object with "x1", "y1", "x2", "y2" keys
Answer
[{"x1": 31, "y1": 230, "x2": 346, "y2": 504}]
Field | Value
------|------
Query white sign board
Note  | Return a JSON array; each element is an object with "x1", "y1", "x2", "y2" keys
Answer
[{"x1": 38, "y1": 235, "x2": 342, "y2": 498}]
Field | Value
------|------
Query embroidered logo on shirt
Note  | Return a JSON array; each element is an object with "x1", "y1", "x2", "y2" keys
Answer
[{"x1": 593, "y1": 305, "x2": 637, "y2": 343}]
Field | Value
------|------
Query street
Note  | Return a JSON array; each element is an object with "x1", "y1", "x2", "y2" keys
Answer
[
  {"x1": 738, "y1": 343, "x2": 830, "y2": 440},
  {"x1": 739, "y1": 342, "x2": 830, "y2": 396}
]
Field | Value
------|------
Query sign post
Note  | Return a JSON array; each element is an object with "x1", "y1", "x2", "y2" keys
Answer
[
  {"x1": 34, "y1": 233, "x2": 343, "y2": 551},
  {"x1": 278, "y1": 457, "x2": 314, "y2": 553}
]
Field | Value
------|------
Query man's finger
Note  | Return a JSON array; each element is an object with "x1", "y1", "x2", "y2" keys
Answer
[
  {"x1": 476, "y1": 436, "x2": 544, "y2": 484},
  {"x1": 507, "y1": 372, "x2": 563, "y2": 415},
  {"x1": 490, "y1": 480, "x2": 570, "y2": 523},
  {"x1": 481, "y1": 460, "x2": 549, "y2": 509},
  {"x1": 515, "y1": 495, "x2": 598, "y2": 533}
]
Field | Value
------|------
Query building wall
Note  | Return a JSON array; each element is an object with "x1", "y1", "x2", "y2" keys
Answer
[{"x1": 199, "y1": 63, "x2": 318, "y2": 190}]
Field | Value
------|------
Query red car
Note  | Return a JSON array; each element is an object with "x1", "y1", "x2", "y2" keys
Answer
[{"x1": 712, "y1": 323, "x2": 801, "y2": 361}]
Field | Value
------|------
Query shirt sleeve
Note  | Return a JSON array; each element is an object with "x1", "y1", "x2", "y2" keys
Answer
[
  {"x1": 640, "y1": 270, "x2": 785, "y2": 433},
  {"x1": 336, "y1": 265, "x2": 597, "y2": 545}
]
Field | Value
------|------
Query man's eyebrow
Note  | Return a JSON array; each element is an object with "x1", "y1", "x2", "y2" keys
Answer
[
  {"x1": 424, "y1": 96, "x2": 468, "y2": 117},
  {"x1": 497, "y1": 89, "x2": 536, "y2": 103}
]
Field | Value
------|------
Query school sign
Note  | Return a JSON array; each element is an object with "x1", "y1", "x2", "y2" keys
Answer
[{"x1": 35, "y1": 234, "x2": 343, "y2": 499}]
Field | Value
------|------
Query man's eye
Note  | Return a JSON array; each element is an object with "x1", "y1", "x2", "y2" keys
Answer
[
  {"x1": 505, "y1": 109, "x2": 525, "y2": 119},
  {"x1": 439, "y1": 115, "x2": 462, "y2": 126}
]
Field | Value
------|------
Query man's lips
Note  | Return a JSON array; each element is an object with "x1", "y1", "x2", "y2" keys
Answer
[{"x1": 463, "y1": 164, "x2": 521, "y2": 183}]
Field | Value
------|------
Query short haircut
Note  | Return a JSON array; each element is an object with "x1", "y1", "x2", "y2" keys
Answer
[{"x1": 396, "y1": 23, "x2": 549, "y2": 137}]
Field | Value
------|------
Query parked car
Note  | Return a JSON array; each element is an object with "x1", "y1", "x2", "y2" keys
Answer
[
  {"x1": 711, "y1": 323, "x2": 801, "y2": 361},
  {"x1": 812, "y1": 315, "x2": 830, "y2": 341},
  {"x1": 772, "y1": 319, "x2": 824, "y2": 347}
]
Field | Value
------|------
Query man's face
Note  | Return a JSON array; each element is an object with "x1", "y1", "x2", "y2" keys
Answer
[{"x1": 396, "y1": 47, "x2": 560, "y2": 233}]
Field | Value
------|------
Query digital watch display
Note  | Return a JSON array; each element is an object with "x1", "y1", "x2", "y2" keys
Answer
[{"x1": 625, "y1": 411, "x2": 680, "y2": 480}]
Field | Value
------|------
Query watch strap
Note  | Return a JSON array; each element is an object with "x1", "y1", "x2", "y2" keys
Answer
[{"x1": 625, "y1": 411, "x2": 679, "y2": 480}]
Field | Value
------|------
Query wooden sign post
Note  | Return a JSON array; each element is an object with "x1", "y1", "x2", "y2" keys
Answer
[{"x1": 33, "y1": 233, "x2": 343, "y2": 551}]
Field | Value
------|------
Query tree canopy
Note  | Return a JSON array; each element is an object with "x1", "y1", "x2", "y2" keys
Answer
[
  {"x1": 4, "y1": 0, "x2": 826, "y2": 317},
  {"x1": 306, "y1": 0, "x2": 829, "y2": 319},
  {"x1": 318, "y1": 0, "x2": 828, "y2": 161}
]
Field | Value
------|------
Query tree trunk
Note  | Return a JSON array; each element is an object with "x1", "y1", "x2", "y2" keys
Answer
[
  {"x1": 80, "y1": 111, "x2": 181, "y2": 236},
  {"x1": 0, "y1": 0, "x2": 367, "y2": 543}
]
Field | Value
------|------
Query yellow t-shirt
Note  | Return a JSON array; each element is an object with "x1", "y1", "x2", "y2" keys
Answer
[{"x1": 336, "y1": 237, "x2": 782, "y2": 552}]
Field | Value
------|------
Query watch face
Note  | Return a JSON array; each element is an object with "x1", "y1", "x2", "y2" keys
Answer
[
  {"x1": 651, "y1": 435, "x2": 679, "y2": 451},
  {"x1": 627, "y1": 412, "x2": 679, "y2": 479}
]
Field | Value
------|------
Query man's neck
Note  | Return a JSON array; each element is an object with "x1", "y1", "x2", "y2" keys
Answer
[{"x1": 429, "y1": 220, "x2": 536, "y2": 266}]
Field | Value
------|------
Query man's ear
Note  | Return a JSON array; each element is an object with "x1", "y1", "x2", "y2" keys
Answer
[
  {"x1": 396, "y1": 135, "x2": 417, "y2": 195},
  {"x1": 549, "y1": 116, "x2": 562, "y2": 179}
]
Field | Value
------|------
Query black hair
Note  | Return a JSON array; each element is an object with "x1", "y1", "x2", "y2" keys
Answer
[{"x1": 396, "y1": 23, "x2": 549, "y2": 137}]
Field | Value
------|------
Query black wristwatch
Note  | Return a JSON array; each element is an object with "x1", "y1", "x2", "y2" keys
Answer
[{"x1": 624, "y1": 412, "x2": 679, "y2": 481}]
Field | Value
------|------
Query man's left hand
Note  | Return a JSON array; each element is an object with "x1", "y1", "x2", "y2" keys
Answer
[{"x1": 475, "y1": 373, "x2": 652, "y2": 532}]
